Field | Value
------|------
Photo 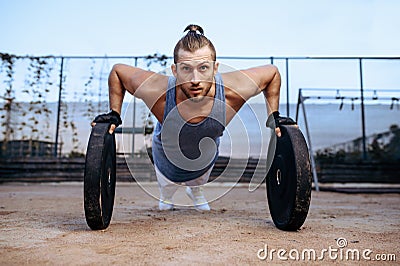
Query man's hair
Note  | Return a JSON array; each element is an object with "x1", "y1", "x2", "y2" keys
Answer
[{"x1": 173, "y1": 24, "x2": 216, "y2": 63}]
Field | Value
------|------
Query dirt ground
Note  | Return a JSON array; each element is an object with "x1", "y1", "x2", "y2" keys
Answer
[{"x1": 0, "y1": 182, "x2": 399, "y2": 265}]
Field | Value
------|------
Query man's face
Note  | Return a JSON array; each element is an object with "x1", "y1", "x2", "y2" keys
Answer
[{"x1": 172, "y1": 46, "x2": 219, "y2": 102}]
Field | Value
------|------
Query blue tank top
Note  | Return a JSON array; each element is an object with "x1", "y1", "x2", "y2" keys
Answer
[{"x1": 152, "y1": 73, "x2": 226, "y2": 182}]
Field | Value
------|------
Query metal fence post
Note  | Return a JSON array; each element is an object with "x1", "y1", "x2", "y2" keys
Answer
[
  {"x1": 132, "y1": 57, "x2": 138, "y2": 158},
  {"x1": 54, "y1": 57, "x2": 64, "y2": 157},
  {"x1": 359, "y1": 58, "x2": 367, "y2": 160},
  {"x1": 286, "y1": 58, "x2": 290, "y2": 117}
]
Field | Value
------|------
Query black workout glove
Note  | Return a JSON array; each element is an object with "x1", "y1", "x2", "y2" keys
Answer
[
  {"x1": 266, "y1": 111, "x2": 296, "y2": 129},
  {"x1": 93, "y1": 110, "x2": 122, "y2": 127}
]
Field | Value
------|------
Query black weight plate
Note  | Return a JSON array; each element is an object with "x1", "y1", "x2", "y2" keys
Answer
[
  {"x1": 266, "y1": 125, "x2": 312, "y2": 231},
  {"x1": 84, "y1": 123, "x2": 116, "y2": 230}
]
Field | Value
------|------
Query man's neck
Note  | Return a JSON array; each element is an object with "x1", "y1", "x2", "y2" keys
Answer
[{"x1": 175, "y1": 84, "x2": 216, "y2": 124}]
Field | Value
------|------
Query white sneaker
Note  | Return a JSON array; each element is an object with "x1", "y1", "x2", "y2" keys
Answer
[
  {"x1": 159, "y1": 199, "x2": 174, "y2": 211},
  {"x1": 186, "y1": 187, "x2": 210, "y2": 211}
]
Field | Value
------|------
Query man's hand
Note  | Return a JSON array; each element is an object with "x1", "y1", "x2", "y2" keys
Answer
[
  {"x1": 266, "y1": 111, "x2": 297, "y2": 137},
  {"x1": 91, "y1": 110, "x2": 122, "y2": 134}
]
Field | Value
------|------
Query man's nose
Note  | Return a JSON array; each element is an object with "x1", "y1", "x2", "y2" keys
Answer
[{"x1": 191, "y1": 70, "x2": 201, "y2": 84}]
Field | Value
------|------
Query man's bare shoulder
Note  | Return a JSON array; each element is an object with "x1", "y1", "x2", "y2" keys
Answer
[
  {"x1": 220, "y1": 65, "x2": 278, "y2": 95},
  {"x1": 220, "y1": 67, "x2": 262, "y2": 98},
  {"x1": 221, "y1": 65, "x2": 275, "y2": 80},
  {"x1": 133, "y1": 70, "x2": 169, "y2": 98}
]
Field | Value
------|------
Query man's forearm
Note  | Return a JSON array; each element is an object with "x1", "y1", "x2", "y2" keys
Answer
[
  {"x1": 263, "y1": 68, "x2": 281, "y2": 115},
  {"x1": 108, "y1": 66, "x2": 126, "y2": 114}
]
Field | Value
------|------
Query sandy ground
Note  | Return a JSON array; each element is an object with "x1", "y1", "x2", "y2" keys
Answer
[{"x1": 0, "y1": 182, "x2": 399, "y2": 265}]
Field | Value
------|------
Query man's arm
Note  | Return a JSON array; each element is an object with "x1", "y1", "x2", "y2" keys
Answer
[
  {"x1": 93, "y1": 64, "x2": 167, "y2": 133},
  {"x1": 241, "y1": 65, "x2": 281, "y2": 114},
  {"x1": 244, "y1": 65, "x2": 282, "y2": 136},
  {"x1": 108, "y1": 63, "x2": 156, "y2": 114},
  {"x1": 224, "y1": 64, "x2": 282, "y2": 136}
]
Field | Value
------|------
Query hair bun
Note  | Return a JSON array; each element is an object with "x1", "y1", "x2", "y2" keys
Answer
[{"x1": 184, "y1": 24, "x2": 204, "y2": 35}]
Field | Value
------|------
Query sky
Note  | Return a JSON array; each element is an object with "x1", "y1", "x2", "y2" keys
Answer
[
  {"x1": 0, "y1": 0, "x2": 399, "y2": 105},
  {"x1": 1, "y1": 0, "x2": 400, "y2": 57}
]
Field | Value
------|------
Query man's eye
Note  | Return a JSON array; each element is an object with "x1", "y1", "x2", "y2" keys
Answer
[
  {"x1": 199, "y1": 65, "x2": 209, "y2": 71},
  {"x1": 182, "y1": 66, "x2": 191, "y2": 71}
]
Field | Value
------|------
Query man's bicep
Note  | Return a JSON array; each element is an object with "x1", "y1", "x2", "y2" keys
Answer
[
  {"x1": 242, "y1": 65, "x2": 279, "y2": 92},
  {"x1": 222, "y1": 70, "x2": 260, "y2": 99},
  {"x1": 111, "y1": 64, "x2": 155, "y2": 95}
]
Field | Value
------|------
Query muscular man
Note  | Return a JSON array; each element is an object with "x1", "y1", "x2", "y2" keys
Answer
[{"x1": 93, "y1": 24, "x2": 285, "y2": 211}]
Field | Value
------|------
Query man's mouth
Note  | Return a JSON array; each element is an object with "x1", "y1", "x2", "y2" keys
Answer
[{"x1": 190, "y1": 87, "x2": 202, "y2": 95}]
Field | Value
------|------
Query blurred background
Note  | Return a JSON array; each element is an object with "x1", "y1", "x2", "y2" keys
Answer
[{"x1": 0, "y1": 0, "x2": 399, "y2": 188}]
